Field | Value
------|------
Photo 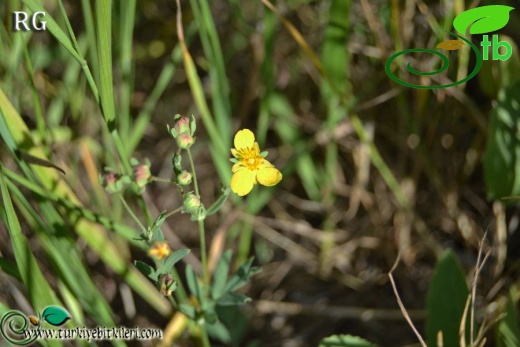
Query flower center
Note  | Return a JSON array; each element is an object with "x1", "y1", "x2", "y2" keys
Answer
[{"x1": 238, "y1": 147, "x2": 262, "y2": 171}]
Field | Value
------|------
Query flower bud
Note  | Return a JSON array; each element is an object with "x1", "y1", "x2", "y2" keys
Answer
[
  {"x1": 177, "y1": 133, "x2": 194, "y2": 149},
  {"x1": 133, "y1": 164, "x2": 151, "y2": 188},
  {"x1": 99, "y1": 172, "x2": 129, "y2": 194},
  {"x1": 183, "y1": 193, "x2": 201, "y2": 210},
  {"x1": 159, "y1": 274, "x2": 176, "y2": 296},
  {"x1": 177, "y1": 171, "x2": 192, "y2": 186},
  {"x1": 174, "y1": 115, "x2": 191, "y2": 135}
]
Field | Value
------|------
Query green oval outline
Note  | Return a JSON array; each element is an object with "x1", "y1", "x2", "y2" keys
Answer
[{"x1": 385, "y1": 32, "x2": 483, "y2": 89}]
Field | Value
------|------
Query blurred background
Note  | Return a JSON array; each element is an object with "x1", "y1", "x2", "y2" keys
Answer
[{"x1": 1, "y1": 0, "x2": 520, "y2": 346}]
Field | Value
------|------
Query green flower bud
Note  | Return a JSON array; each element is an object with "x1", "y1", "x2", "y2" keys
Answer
[
  {"x1": 183, "y1": 193, "x2": 206, "y2": 221},
  {"x1": 168, "y1": 114, "x2": 196, "y2": 138},
  {"x1": 99, "y1": 172, "x2": 130, "y2": 194},
  {"x1": 133, "y1": 164, "x2": 151, "y2": 188},
  {"x1": 174, "y1": 115, "x2": 191, "y2": 135},
  {"x1": 183, "y1": 193, "x2": 201, "y2": 211},
  {"x1": 177, "y1": 133, "x2": 194, "y2": 149},
  {"x1": 177, "y1": 171, "x2": 192, "y2": 186}
]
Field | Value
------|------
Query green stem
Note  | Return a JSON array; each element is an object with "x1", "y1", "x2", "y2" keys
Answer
[
  {"x1": 187, "y1": 148, "x2": 200, "y2": 197},
  {"x1": 167, "y1": 295, "x2": 179, "y2": 310},
  {"x1": 164, "y1": 206, "x2": 184, "y2": 219},
  {"x1": 198, "y1": 219, "x2": 209, "y2": 297},
  {"x1": 112, "y1": 130, "x2": 132, "y2": 174},
  {"x1": 187, "y1": 148, "x2": 209, "y2": 297},
  {"x1": 200, "y1": 322, "x2": 211, "y2": 347},
  {"x1": 151, "y1": 176, "x2": 174, "y2": 183},
  {"x1": 118, "y1": 193, "x2": 147, "y2": 234}
]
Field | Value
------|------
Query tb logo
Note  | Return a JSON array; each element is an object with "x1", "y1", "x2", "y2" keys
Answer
[
  {"x1": 480, "y1": 35, "x2": 512, "y2": 61},
  {"x1": 12, "y1": 11, "x2": 47, "y2": 31},
  {"x1": 385, "y1": 5, "x2": 515, "y2": 89}
]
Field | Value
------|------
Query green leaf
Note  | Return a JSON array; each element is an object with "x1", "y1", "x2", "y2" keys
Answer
[
  {"x1": 205, "y1": 311, "x2": 218, "y2": 325},
  {"x1": 172, "y1": 153, "x2": 183, "y2": 175},
  {"x1": 206, "y1": 187, "x2": 231, "y2": 216},
  {"x1": 206, "y1": 320, "x2": 232, "y2": 344},
  {"x1": 499, "y1": 36, "x2": 520, "y2": 88},
  {"x1": 217, "y1": 293, "x2": 252, "y2": 306},
  {"x1": 149, "y1": 211, "x2": 167, "y2": 242},
  {"x1": 95, "y1": 0, "x2": 116, "y2": 127},
  {"x1": 21, "y1": 0, "x2": 83, "y2": 63},
  {"x1": 186, "y1": 265, "x2": 203, "y2": 303},
  {"x1": 496, "y1": 286, "x2": 520, "y2": 347},
  {"x1": 318, "y1": 334, "x2": 378, "y2": 347},
  {"x1": 134, "y1": 261, "x2": 158, "y2": 281},
  {"x1": 483, "y1": 81, "x2": 520, "y2": 200},
  {"x1": 211, "y1": 250, "x2": 232, "y2": 300},
  {"x1": 426, "y1": 250, "x2": 469, "y2": 347},
  {"x1": 162, "y1": 248, "x2": 190, "y2": 271},
  {"x1": 0, "y1": 257, "x2": 22, "y2": 281},
  {"x1": 224, "y1": 257, "x2": 260, "y2": 293},
  {"x1": 453, "y1": 5, "x2": 514, "y2": 35},
  {"x1": 0, "y1": 170, "x2": 61, "y2": 313},
  {"x1": 178, "y1": 304, "x2": 196, "y2": 320},
  {"x1": 189, "y1": 114, "x2": 197, "y2": 136},
  {"x1": 42, "y1": 306, "x2": 71, "y2": 326}
]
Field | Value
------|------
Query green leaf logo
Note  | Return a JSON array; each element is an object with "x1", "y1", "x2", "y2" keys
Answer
[
  {"x1": 453, "y1": 5, "x2": 514, "y2": 35},
  {"x1": 41, "y1": 306, "x2": 71, "y2": 326}
]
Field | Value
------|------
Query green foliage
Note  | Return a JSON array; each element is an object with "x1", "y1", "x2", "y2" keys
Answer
[
  {"x1": 483, "y1": 81, "x2": 520, "y2": 199},
  {"x1": 318, "y1": 334, "x2": 378, "y2": 347},
  {"x1": 426, "y1": 250, "x2": 469, "y2": 347},
  {"x1": 496, "y1": 287, "x2": 520, "y2": 347},
  {"x1": 3, "y1": 0, "x2": 520, "y2": 345},
  {"x1": 0, "y1": 171, "x2": 62, "y2": 320}
]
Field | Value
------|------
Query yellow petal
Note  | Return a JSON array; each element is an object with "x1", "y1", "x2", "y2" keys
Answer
[
  {"x1": 232, "y1": 162, "x2": 246, "y2": 173},
  {"x1": 231, "y1": 169, "x2": 256, "y2": 196},
  {"x1": 259, "y1": 159, "x2": 274, "y2": 168},
  {"x1": 234, "y1": 129, "x2": 255, "y2": 150},
  {"x1": 257, "y1": 167, "x2": 282, "y2": 187},
  {"x1": 252, "y1": 142, "x2": 260, "y2": 155},
  {"x1": 231, "y1": 148, "x2": 239, "y2": 158}
]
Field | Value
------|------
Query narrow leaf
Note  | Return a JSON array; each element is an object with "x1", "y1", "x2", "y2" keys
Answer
[
  {"x1": 206, "y1": 187, "x2": 231, "y2": 216},
  {"x1": 162, "y1": 248, "x2": 190, "y2": 271},
  {"x1": 178, "y1": 304, "x2": 196, "y2": 320},
  {"x1": 211, "y1": 250, "x2": 232, "y2": 300},
  {"x1": 216, "y1": 293, "x2": 251, "y2": 306},
  {"x1": 0, "y1": 170, "x2": 61, "y2": 312},
  {"x1": 186, "y1": 265, "x2": 203, "y2": 303},
  {"x1": 224, "y1": 257, "x2": 260, "y2": 293},
  {"x1": 134, "y1": 261, "x2": 158, "y2": 281}
]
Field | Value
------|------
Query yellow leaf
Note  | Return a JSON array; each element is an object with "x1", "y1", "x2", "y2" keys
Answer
[{"x1": 436, "y1": 40, "x2": 465, "y2": 50}]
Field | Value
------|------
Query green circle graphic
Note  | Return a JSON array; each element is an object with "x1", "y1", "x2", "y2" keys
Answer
[
  {"x1": 385, "y1": 32, "x2": 483, "y2": 89},
  {"x1": 0, "y1": 311, "x2": 39, "y2": 345}
]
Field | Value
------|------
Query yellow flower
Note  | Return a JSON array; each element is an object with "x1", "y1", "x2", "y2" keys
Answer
[
  {"x1": 230, "y1": 129, "x2": 282, "y2": 196},
  {"x1": 148, "y1": 242, "x2": 171, "y2": 260}
]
